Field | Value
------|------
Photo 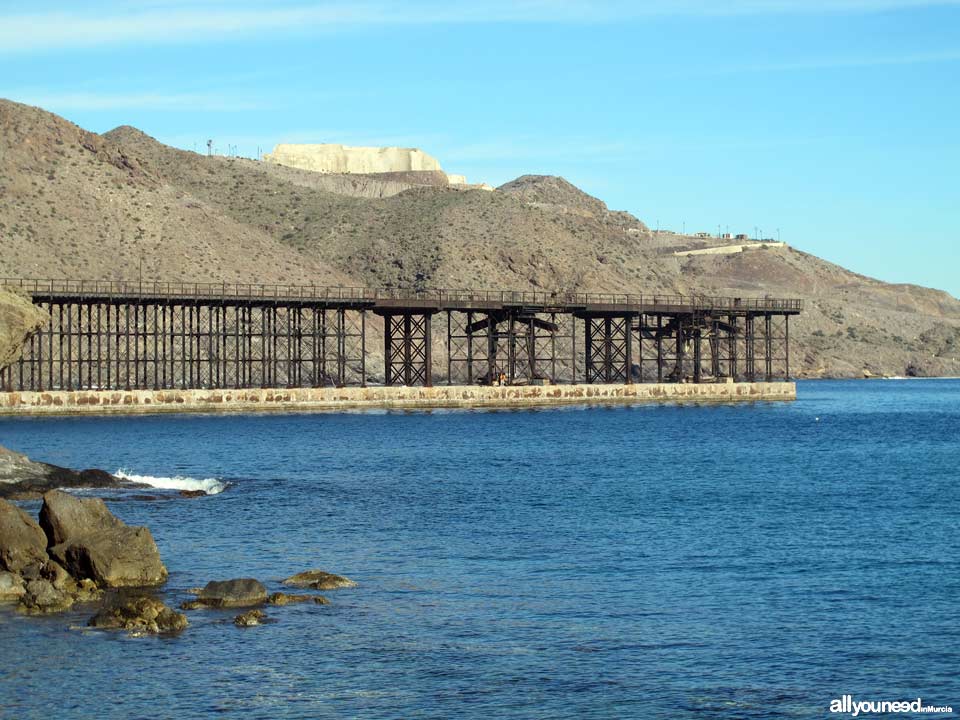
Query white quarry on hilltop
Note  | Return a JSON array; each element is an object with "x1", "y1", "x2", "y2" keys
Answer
[{"x1": 263, "y1": 142, "x2": 471, "y2": 182}]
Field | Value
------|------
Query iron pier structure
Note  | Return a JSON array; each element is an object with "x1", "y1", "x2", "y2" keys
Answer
[{"x1": 0, "y1": 279, "x2": 802, "y2": 392}]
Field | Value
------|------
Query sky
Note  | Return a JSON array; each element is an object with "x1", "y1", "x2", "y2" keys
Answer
[{"x1": 2, "y1": 0, "x2": 958, "y2": 296}]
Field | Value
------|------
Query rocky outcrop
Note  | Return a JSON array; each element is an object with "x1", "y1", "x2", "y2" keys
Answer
[
  {"x1": 282, "y1": 569, "x2": 357, "y2": 590},
  {"x1": 0, "y1": 288, "x2": 46, "y2": 373},
  {"x1": 0, "y1": 445, "x2": 138, "y2": 500},
  {"x1": 0, "y1": 498, "x2": 48, "y2": 573},
  {"x1": 193, "y1": 578, "x2": 267, "y2": 608},
  {"x1": 41, "y1": 490, "x2": 168, "y2": 587},
  {"x1": 89, "y1": 594, "x2": 188, "y2": 634}
]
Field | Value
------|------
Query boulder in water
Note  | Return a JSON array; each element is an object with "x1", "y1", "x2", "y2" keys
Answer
[
  {"x1": 233, "y1": 609, "x2": 267, "y2": 627},
  {"x1": 0, "y1": 498, "x2": 49, "y2": 573},
  {"x1": 89, "y1": 594, "x2": 188, "y2": 634},
  {"x1": 195, "y1": 578, "x2": 267, "y2": 608},
  {"x1": 282, "y1": 570, "x2": 357, "y2": 590},
  {"x1": 39, "y1": 489, "x2": 123, "y2": 547},
  {"x1": 267, "y1": 591, "x2": 329, "y2": 606},
  {"x1": 41, "y1": 490, "x2": 167, "y2": 587},
  {"x1": 50, "y1": 526, "x2": 167, "y2": 588}
]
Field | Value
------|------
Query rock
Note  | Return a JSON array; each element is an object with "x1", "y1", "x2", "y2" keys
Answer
[
  {"x1": 282, "y1": 570, "x2": 357, "y2": 590},
  {"x1": 0, "y1": 446, "x2": 137, "y2": 500},
  {"x1": 267, "y1": 591, "x2": 327, "y2": 606},
  {"x1": 195, "y1": 578, "x2": 267, "y2": 608},
  {"x1": 233, "y1": 609, "x2": 267, "y2": 627},
  {"x1": 39, "y1": 489, "x2": 123, "y2": 547},
  {"x1": 178, "y1": 490, "x2": 206, "y2": 498},
  {"x1": 89, "y1": 594, "x2": 188, "y2": 634},
  {"x1": 180, "y1": 599, "x2": 204, "y2": 611},
  {"x1": 50, "y1": 526, "x2": 168, "y2": 588},
  {"x1": 41, "y1": 558, "x2": 76, "y2": 592},
  {"x1": 0, "y1": 498, "x2": 49, "y2": 573},
  {"x1": 0, "y1": 570, "x2": 25, "y2": 600},
  {"x1": 40, "y1": 491, "x2": 167, "y2": 588},
  {"x1": 18, "y1": 578, "x2": 74, "y2": 614}
]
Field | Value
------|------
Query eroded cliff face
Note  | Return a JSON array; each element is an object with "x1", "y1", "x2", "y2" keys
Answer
[
  {"x1": 0, "y1": 289, "x2": 45, "y2": 372},
  {"x1": 264, "y1": 143, "x2": 443, "y2": 174}
]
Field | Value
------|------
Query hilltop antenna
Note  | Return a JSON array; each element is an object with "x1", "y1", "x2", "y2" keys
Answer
[{"x1": 207, "y1": 139, "x2": 213, "y2": 157}]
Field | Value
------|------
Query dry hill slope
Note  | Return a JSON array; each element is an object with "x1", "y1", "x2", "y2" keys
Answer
[{"x1": 1, "y1": 98, "x2": 959, "y2": 378}]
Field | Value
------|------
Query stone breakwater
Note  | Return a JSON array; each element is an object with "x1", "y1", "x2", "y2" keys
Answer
[{"x1": 0, "y1": 382, "x2": 796, "y2": 415}]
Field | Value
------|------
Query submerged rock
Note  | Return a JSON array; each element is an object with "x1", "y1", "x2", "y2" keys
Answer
[
  {"x1": 195, "y1": 578, "x2": 267, "y2": 608},
  {"x1": 233, "y1": 609, "x2": 267, "y2": 627},
  {"x1": 89, "y1": 594, "x2": 188, "y2": 634},
  {"x1": 282, "y1": 570, "x2": 357, "y2": 590},
  {"x1": 0, "y1": 498, "x2": 49, "y2": 573},
  {"x1": 267, "y1": 591, "x2": 329, "y2": 606},
  {"x1": 41, "y1": 491, "x2": 167, "y2": 588}
]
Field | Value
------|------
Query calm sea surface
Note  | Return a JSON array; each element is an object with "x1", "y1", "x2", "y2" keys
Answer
[{"x1": 0, "y1": 380, "x2": 958, "y2": 719}]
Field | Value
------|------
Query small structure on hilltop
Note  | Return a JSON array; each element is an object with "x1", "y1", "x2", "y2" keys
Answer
[{"x1": 263, "y1": 143, "x2": 490, "y2": 189}]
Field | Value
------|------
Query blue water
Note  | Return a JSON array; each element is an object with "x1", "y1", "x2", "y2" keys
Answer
[{"x1": 1, "y1": 380, "x2": 958, "y2": 719}]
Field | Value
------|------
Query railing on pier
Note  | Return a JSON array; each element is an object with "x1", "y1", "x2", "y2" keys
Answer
[{"x1": 0, "y1": 278, "x2": 803, "y2": 314}]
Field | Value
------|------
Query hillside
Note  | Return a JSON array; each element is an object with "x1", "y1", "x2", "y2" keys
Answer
[{"x1": 2, "y1": 98, "x2": 959, "y2": 378}]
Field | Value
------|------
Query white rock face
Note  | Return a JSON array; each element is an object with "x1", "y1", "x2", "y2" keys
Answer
[{"x1": 264, "y1": 143, "x2": 443, "y2": 174}]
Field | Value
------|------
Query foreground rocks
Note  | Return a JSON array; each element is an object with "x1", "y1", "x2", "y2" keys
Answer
[
  {"x1": 282, "y1": 569, "x2": 357, "y2": 590},
  {"x1": 0, "y1": 491, "x2": 162, "y2": 625},
  {"x1": 42, "y1": 490, "x2": 168, "y2": 587},
  {"x1": 1, "y1": 480, "x2": 351, "y2": 636},
  {"x1": 0, "y1": 445, "x2": 143, "y2": 500},
  {"x1": 89, "y1": 594, "x2": 188, "y2": 634},
  {"x1": 0, "y1": 498, "x2": 48, "y2": 572},
  {"x1": 192, "y1": 578, "x2": 268, "y2": 608}
]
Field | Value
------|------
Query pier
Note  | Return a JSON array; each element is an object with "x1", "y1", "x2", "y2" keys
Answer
[{"x1": 0, "y1": 279, "x2": 802, "y2": 393}]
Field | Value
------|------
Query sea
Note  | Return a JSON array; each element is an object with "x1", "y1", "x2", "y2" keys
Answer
[{"x1": 0, "y1": 379, "x2": 958, "y2": 719}]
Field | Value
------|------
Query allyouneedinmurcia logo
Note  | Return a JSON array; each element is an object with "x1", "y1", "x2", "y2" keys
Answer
[{"x1": 830, "y1": 696, "x2": 953, "y2": 716}]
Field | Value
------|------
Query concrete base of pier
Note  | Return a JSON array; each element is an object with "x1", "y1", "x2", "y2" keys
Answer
[{"x1": 0, "y1": 382, "x2": 796, "y2": 415}]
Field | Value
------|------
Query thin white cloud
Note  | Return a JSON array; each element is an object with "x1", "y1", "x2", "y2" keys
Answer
[
  {"x1": 3, "y1": 1, "x2": 960, "y2": 54},
  {"x1": 694, "y1": 48, "x2": 960, "y2": 74}
]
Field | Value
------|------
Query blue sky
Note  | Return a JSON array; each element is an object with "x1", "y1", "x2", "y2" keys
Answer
[{"x1": 2, "y1": 1, "x2": 958, "y2": 296}]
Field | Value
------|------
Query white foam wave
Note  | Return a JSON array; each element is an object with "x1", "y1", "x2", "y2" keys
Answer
[{"x1": 114, "y1": 470, "x2": 227, "y2": 495}]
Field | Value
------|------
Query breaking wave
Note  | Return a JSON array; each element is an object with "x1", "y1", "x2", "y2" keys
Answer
[{"x1": 114, "y1": 470, "x2": 228, "y2": 495}]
